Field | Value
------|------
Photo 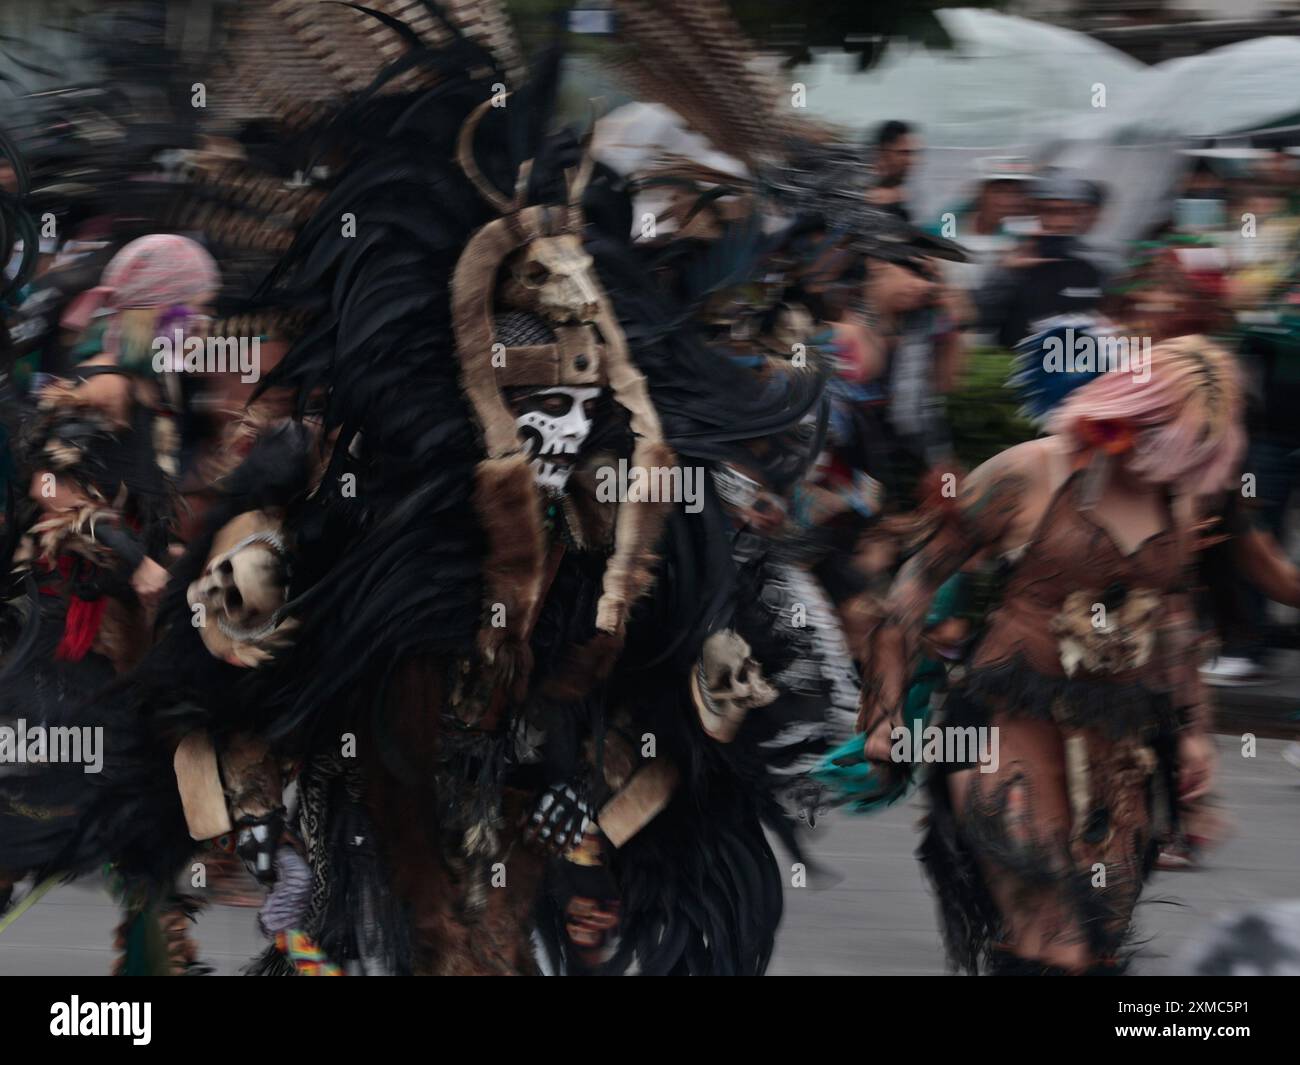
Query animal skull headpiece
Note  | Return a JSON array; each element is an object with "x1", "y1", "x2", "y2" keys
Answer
[{"x1": 449, "y1": 96, "x2": 673, "y2": 650}]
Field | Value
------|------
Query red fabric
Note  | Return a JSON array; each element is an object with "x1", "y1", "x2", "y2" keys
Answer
[
  {"x1": 55, "y1": 595, "x2": 108, "y2": 662},
  {"x1": 40, "y1": 556, "x2": 109, "y2": 662}
]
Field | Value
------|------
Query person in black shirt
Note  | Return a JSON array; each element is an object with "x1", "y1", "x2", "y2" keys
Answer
[{"x1": 976, "y1": 174, "x2": 1105, "y2": 350}]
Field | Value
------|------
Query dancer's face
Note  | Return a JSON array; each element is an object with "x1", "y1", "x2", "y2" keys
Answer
[{"x1": 508, "y1": 386, "x2": 603, "y2": 492}]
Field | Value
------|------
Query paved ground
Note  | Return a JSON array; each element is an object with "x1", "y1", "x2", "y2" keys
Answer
[
  {"x1": 772, "y1": 735, "x2": 1300, "y2": 976},
  {"x1": 1211, "y1": 648, "x2": 1300, "y2": 738},
  {"x1": 2, "y1": 736, "x2": 1297, "y2": 975}
]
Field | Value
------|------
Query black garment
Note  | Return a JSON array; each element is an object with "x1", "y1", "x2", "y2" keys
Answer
[
  {"x1": 70, "y1": 365, "x2": 172, "y2": 543},
  {"x1": 1240, "y1": 322, "x2": 1300, "y2": 443},
  {"x1": 1224, "y1": 325, "x2": 1300, "y2": 661},
  {"x1": 976, "y1": 246, "x2": 1104, "y2": 350}
]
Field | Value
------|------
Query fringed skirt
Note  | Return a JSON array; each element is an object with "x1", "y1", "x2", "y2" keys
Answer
[{"x1": 919, "y1": 680, "x2": 1179, "y2": 974}]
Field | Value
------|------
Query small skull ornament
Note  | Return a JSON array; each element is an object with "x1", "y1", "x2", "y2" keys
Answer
[
  {"x1": 191, "y1": 533, "x2": 288, "y2": 642},
  {"x1": 186, "y1": 511, "x2": 293, "y2": 667},
  {"x1": 511, "y1": 386, "x2": 601, "y2": 492},
  {"x1": 693, "y1": 629, "x2": 778, "y2": 742}
]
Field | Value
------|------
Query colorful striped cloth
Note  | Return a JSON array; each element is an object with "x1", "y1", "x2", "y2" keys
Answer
[{"x1": 274, "y1": 930, "x2": 344, "y2": 976}]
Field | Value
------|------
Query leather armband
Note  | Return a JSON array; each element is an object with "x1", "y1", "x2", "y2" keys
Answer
[
  {"x1": 597, "y1": 760, "x2": 680, "y2": 848},
  {"x1": 173, "y1": 731, "x2": 232, "y2": 840}
]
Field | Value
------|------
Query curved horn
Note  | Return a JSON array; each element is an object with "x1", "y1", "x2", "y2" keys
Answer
[
  {"x1": 450, "y1": 215, "x2": 524, "y2": 457},
  {"x1": 456, "y1": 96, "x2": 515, "y2": 214},
  {"x1": 567, "y1": 152, "x2": 595, "y2": 216},
  {"x1": 449, "y1": 206, "x2": 551, "y2": 458},
  {"x1": 565, "y1": 101, "x2": 602, "y2": 213},
  {"x1": 511, "y1": 158, "x2": 534, "y2": 212}
]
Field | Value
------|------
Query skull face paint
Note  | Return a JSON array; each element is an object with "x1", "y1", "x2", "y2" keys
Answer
[{"x1": 510, "y1": 386, "x2": 602, "y2": 492}]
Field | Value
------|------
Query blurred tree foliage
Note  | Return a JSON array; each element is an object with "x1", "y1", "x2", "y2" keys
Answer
[
  {"x1": 942, "y1": 346, "x2": 1035, "y2": 627},
  {"x1": 946, "y1": 347, "x2": 1037, "y2": 472}
]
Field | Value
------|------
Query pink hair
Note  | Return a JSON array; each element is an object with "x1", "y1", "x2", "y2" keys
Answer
[
  {"x1": 60, "y1": 234, "x2": 219, "y2": 334},
  {"x1": 1046, "y1": 335, "x2": 1245, "y2": 498}
]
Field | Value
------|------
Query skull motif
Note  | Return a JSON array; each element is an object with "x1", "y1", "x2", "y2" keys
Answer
[
  {"x1": 190, "y1": 531, "x2": 288, "y2": 642},
  {"x1": 503, "y1": 236, "x2": 600, "y2": 325},
  {"x1": 693, "y1": 630, "x2": 778, "y2": 742},
  {"x1": 511, "y1": 385, "x2": 601, "y2": 492}
]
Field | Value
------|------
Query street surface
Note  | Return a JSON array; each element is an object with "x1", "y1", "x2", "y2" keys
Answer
[{"x1": 2, "y1": 736, "x2": 1296, "y2": 975}]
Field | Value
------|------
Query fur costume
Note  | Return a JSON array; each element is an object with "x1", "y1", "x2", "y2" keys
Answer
[
  {"x1": 0, "y1": 2, "x2": 839, "y2": 978},
  {"x1": 0, "y1": 0, "x2": 928, "y2": 978}
]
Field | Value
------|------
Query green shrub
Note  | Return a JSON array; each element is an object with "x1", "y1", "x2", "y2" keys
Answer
[{"x1": 946, "y1": 346, "x2": 1037, "y2": 471}]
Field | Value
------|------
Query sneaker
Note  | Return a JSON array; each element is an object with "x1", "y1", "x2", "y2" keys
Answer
[
  {"x1": 1199, "y1": 656, "x2": 1269, "y2": 686},
  {"x1": 1156, "y1": 837, "x2": 1197, "y2": 871}
]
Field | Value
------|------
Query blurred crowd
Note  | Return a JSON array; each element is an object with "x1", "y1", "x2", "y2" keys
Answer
[
  {"x1": 3, "y1": 111, "x2": 1300, "y2": 725},
  {"x1": 6, "y1": 112, "x2": 1300, "y2": 692},
  {"x1": 0, "y1": 1, "x2": 1298, "y2": 977},
  {"x1": 832, "y1": 120, "x2": 1300, "y2": 690}
]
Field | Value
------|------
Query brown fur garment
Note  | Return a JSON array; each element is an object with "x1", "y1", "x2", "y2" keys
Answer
[
  {"x1": 472, "y1": 454, "x2": 546, "y2": 694},
  {"x1": 363, "y1": 656, "x2": 544, "y2": 975}
]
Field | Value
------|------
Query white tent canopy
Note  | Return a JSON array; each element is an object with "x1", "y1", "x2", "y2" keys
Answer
[
  {"x1": 791, "y1": 7, "x2": 1143, "y2": 149},
  {"x1": 1055, "y1": 36, "x2": 1300, "y2": 143},
  {"x1": 589, "y1": 11, "x2": 1300, "y2": 251},
  {"x1": 788, "y1": 13, "x2": 1300, "y2": 248},
  {"x1": 1031, "y1": 37, "x2": 1300, "y2": 260}
]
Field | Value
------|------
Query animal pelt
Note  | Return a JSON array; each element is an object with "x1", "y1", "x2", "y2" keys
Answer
[
  {"x1": 593, "y1": 438, "x2": 676, "y2": 637},
  {"x1": 472, "y1": 453, "x2": 545, "y2": 697},
  {"x1": 537, "y1": 438, "x2": 677, "y2": 701},
  {"x1": 12, "y1": 507, "x2": 118, "y2": 571},
  {"x1": 363, "y1": 688, "x2": 547, "y2": 974}
]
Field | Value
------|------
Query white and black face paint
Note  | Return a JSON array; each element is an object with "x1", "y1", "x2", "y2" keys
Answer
[{"x1": 512, "y1": 386, "x2": 602, "y2": 491}]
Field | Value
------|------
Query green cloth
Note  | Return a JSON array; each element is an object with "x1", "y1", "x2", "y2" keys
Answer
[
  {"x1": 70, "y1": 318, "x2": 109, "y2": 362},
  {"x1": 812, "y1": 573, "x2": 965, "y2": 813}
]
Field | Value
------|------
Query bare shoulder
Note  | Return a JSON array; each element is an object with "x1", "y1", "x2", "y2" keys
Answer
[
  {"x1": 964, "y1": 438, "x2": 1051, "y2": 498},
  {"x1": 958, "y1": 438, "x2": 1057, "y2": 547}
]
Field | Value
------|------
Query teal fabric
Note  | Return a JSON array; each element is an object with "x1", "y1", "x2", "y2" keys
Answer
[
  {"x1": 70, "y1": 318, "x2": 109, "y2": 362},
  {"x1": 812, "y1": 573, "x2": 965, "y2": 812}
]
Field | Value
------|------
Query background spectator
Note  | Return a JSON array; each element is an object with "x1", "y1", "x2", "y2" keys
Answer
[{"x1": 868, "y1": 120, "x2": 920, "y2": 222}]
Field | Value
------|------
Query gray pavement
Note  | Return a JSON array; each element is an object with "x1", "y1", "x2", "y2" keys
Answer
[
  {"x1": 774, "y1": 735, "x2": 1300, "y2": 975},
  {"x1": 1211, "y1": 648, "x2": 1300, "y2": 738},
  {"x1": 2, "y1": 736, "x2": 1297, "y2": 975}
]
